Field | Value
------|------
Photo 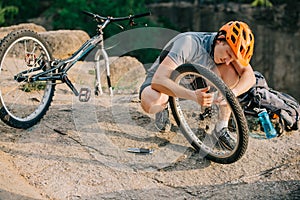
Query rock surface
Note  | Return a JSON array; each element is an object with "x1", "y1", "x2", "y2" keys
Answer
[
  {"x1": 0, "y1": 84, "x2": 299, "y2": 199},
  {"x1": 40, "y1": 30, "x2": 90, "y2": 59},
  {"x1": 0, "y1": 23, "x2": 299, "y2": 200},
  {"x1": 0, "y1": 23, "x2": 90, "y2": 59},
  {"x1": 0, "y1": 23, "x2": 46, "y2": 38}
]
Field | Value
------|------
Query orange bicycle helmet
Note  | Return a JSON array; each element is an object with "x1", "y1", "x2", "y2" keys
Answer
[{"x1": 219, "y1": 21, "x2": 254, "y2": 66}]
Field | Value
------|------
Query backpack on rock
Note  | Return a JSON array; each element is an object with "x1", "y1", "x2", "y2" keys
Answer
[{"x1": 238, "y1": 71, "x2": 300, "y2": 135}]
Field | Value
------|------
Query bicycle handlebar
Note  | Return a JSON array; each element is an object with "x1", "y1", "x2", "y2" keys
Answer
[
  {"x1": 128, "y1": 12, "x2": 151, "y2": 19},
  {"x1": 82, "y1": 10, "x2": 151, "y2": 23}
]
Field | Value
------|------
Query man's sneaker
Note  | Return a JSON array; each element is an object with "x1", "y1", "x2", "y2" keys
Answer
[
  {"x1": 155, "y1": 107, "x2": 171, "y2": 132},
  {"x1": 213, "y1": 127, "x2": 235, "y2": 150}
]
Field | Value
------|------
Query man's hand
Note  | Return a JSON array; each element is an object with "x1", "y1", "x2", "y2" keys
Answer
[
  {"x1": 214, "y1": 94, "x2": 228, "y2": 106},
  {"x1": 195, "y1": 86, "x2": 214, "y2": 106}
]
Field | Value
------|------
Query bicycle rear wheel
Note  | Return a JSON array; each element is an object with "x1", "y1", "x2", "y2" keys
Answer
[
  {"x1": 169, "y1": 64, "x2": 248, "y2": 164},
  {"x1": 0, "y1": 29, "x2": 55, "y2": 129}
]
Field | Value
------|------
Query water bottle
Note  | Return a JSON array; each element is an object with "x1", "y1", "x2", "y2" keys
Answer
[{"x1": 258, "y1": 109, "x2": 277, "y2": 139}]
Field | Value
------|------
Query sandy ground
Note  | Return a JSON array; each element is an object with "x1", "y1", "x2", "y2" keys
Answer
[{"x1": 0, "y1": 66, "x2": 299, "y2": 200}]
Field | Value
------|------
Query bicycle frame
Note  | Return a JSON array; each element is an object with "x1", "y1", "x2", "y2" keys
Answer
[{"x1": 14, "y1": 11, "x2": 150, "y2": 101}]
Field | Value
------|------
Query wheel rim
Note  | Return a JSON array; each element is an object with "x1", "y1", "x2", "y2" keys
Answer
[
  {"x1": 0, "y1": 35, "x2": 53, "y2": 122},
  {"x1": 171, "y1": 71, "x2": 240, "y2": 158}
]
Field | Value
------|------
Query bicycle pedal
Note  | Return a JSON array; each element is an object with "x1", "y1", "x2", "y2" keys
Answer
[{"x1": 79, "y1": 88, "x2": 91, "y2": 102}]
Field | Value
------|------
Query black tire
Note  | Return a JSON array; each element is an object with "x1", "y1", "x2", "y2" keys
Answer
[
  {"x1": 0, "y1": 29, "x2": 55, "y2": 129},
  {"x1": 169, "y1": 64, "x2": 249, "y2": 164},
  {"x1": 274, "y1": 117, "x2": 285, "y2": 137}
]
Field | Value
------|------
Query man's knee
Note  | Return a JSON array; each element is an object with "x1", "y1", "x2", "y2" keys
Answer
[{"x1": 140, "y1": 86, "x2": 168, "y2": 114}]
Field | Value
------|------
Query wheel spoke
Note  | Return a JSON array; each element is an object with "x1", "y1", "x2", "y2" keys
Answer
[
  {"x1": 0, "y1": 30, "x2": 54, "y2": 128},
  {"x1": 169, "y1": 64, "x2": 248, "y2": 164}
]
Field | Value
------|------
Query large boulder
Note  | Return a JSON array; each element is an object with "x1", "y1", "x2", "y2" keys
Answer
[
  {"x1": 67, "y1": 56, "x2": 145, "y2": 95},
  {"x1": 40, "y1": 30, "x2": 90, "y2": 59},
  {"x1": 0, "y1": 23, "x2": 145, "y2": 93},
  {"x1": 108, "y1": 56, "x2": 145, "y2": 92},
  {"x1": 0, "y1": 23, "x2": 90, "y2": 59},
  {"x1": 0, "y1": 23, "x2": 46, "y2": 39}
]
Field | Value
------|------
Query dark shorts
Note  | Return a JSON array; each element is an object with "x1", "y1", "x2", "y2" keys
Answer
[{"x1": 139, "y1": 75, "x2": 153, "y2": 99}]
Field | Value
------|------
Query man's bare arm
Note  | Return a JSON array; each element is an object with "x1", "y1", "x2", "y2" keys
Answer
[{"x1": 151, "y1": 56, "x2": 213, "y2": 106}]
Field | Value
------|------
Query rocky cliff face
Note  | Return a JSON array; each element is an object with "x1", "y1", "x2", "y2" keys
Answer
[{"x1": 148, "y1": 2, "x2": 300, "y2": 101}]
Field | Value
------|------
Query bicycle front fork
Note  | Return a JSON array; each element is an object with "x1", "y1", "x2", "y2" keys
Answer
[
  {"x1": 59, "y1": 47, "x2": 113, "y2": 102},
  {"x1": 94, "y1": 48, "x2": 113, "y2": 96}
]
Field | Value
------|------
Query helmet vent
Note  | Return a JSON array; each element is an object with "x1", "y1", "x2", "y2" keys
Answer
[
  {"x1": 240, "y1": 46, "x2": 244, "y2": 53},
  {"x1": 246, "y1": 46, "x2": 250, "y2": 54},
  {"x1": 242, "y1": 30, "x2": 246, "y2": 40},
  {"x1": 236, "y1": 22, "x2": 240, "y2": 29},
  {"x1": 233, "y1": 27, "x2": 239, "y2": 36},
  {"x1": 231, "y1": 35, "x2": 236, "y2": 43}
]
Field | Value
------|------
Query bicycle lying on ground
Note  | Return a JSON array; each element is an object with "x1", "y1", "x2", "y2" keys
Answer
[
  {"x1": 0, "y1": 10, "x2": 150, "y2": 128},
  {"x1": 0, "y1": 11, "x2": 248, "y2": 164}
]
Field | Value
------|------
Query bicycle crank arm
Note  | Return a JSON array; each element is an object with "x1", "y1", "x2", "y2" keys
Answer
[
  {"x1": 61, "y1": 74, "x2": 79, "y2": 96},
  {"x1": 61, "y1": 74, "x2": 91, "y2": 102}
]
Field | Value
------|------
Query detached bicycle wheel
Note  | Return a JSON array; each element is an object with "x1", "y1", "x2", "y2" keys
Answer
[
  {"x1": 169, "y1": 64, "x2": 248, "y2": 164},
  {"x1": 0, "y1": 29, "x2": 55, "y2": 129}
]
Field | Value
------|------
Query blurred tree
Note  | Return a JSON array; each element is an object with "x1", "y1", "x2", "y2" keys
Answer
[
  {"x1": 0, "y1": 1, "x2": 18, "y2": 25},
  {"x1": 2, "y1": 0, "x2": 49, "y2": 25},
  {"x1": 2, "y1": 0, "x2": 290, "y2": 63},
  {"x1": 2, "y1": 0, "x2": 158, "y2": 63},
  {"x1": 251, "y1": 0, "x2": 273, "y2": 7},
  {"x1": 45, "y1": 0, "x2": 162, "y2": 63},
  {"x1": 42, "y1": 0, "x2": 152, "y2": 36},
  {"x1": 43, "y1": 0, "x2": 159, "y2": 63}
]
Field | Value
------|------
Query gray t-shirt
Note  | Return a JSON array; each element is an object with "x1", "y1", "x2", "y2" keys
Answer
[{"x1": 147, "y1": 32, "x2": 217, "y2": 77}]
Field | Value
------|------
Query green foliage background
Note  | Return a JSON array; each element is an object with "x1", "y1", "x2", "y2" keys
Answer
[
  {"x1": 1, "y1": 0, "x2": 164, "y2": 63},
  {"x1": 2, "y1": 0, "x2": 155, "y2": 36},
  {"x1": 0, "y1": 0, "x2": 289, "y2": 63},
  {"x1": 1, "y1": 0, "x2": 288, "y2": 34}
]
